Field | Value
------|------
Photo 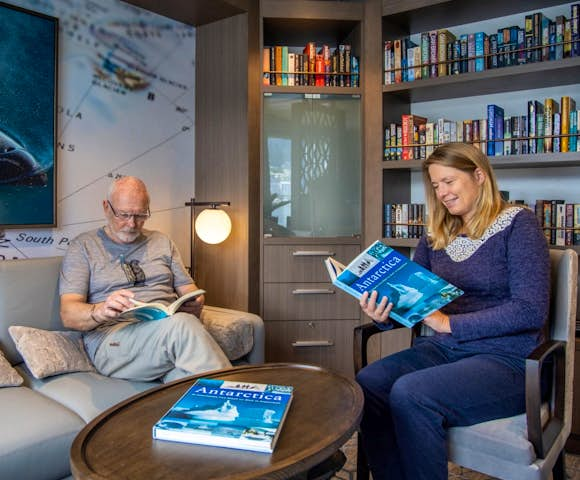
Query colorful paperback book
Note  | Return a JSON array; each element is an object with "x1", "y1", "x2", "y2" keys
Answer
[
  {"x1": 153, "y1": 378, "x2": 293, "y2": 453},
  {"x1": 324, "y1": 240, "x2": 463, "y2": 328},
  {"x1": 118, "y1": 289, "x2": 206, "y2": 322}
]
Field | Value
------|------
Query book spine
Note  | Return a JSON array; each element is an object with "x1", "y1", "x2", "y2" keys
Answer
[
  {"x1": 474, "y1": 32, "x2": 485, "y2": 72},
  {"x1": 566, "y1": 203, "x2": 574, "y2": 246},
  {"x1": 528, "y1": 100, "x2": 537, "y2": 154},
  {"x1": 536, "y1": 101, "x2": 545, "y2": 153},
  {"x1": 401, "y1": 114, "x2": 413, "y2": 160},
  {"x1": 429, "y1": 31, "x2": 438, "y2": 78},
  {"x1": 574, "y1": 203, "x2": 580, "y2": 245},
  {"x1": 554, "y1": 112, "x2": 561, "y2": 152},
  {"x1": 572, "y1": 4, "x2": 579, "y2": 57},
  {"x1": 421, "y1": 32, "x2": 430, "y2": 79},
  {"x1": 561, "y1": 96, "x2": 575, "y2": 152},
  {"x1": 544, "y1": 98, "x2": 555, "y2": 152},
  {"x1": 467, "y1": 33, "x2": 476, "y2": 72},
  {"x1": 263, "y1": 48, "x2": 271, "y2": 86},
  {"x1": 384, "y1": 40, "x2": 392, "y2": 85}
]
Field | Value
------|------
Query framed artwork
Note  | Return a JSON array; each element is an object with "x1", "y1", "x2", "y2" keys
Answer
[{"x1": 0, "y1": 1, "x2": 58, "y2": 227}]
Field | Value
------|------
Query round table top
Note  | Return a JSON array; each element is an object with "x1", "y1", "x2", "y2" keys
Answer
[{"x1": 70, "y1": 363, "x2": 363, "y2": 480}]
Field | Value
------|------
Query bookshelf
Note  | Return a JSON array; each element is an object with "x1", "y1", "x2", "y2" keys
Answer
[
  {"x1": 259, "y1": 0, "x2": 365, "y2": 377},
  {"x1": 367, "y1": 0, "x2": 580, "y2": 255}
]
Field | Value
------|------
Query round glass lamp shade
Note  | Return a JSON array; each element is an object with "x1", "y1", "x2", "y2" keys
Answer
[{"x1": 194, "y1": 208, "x2": 232, "y2": 244}]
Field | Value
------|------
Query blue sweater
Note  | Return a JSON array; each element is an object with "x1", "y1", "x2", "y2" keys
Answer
[{"x1": 413, "y1": 206, "x2": 550, "y2": 359}]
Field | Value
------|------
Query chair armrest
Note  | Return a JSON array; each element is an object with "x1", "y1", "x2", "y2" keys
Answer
[
  {"x1": 525, "y1": 339, "x2": 566, "y2": 459},
  {"x1": 354, "y1": 322, "x2": 406, "y2": 374},
  {"x1": 201, "y1": 306, "x2": 265, "y2": 364}
]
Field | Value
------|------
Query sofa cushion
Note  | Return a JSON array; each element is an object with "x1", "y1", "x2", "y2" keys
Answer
[
  {"x1": 9, "y1": 326, "x2": 95, "y2": 379},
  {"x1": 0, "y1": 257, "x2": 63, "y2": 365},
  {"x1": 17, "y1": 365, "x2": 160, "y2": 423},
  {"x1": 0, "y1": 386, "x2": 84, "y2": 480},
  {"x1": 200, "y1": 306, "x2": 254, "y2": 360},
  {"x1": 0, "y1": 348, "x2": 22, "y2": 386}
]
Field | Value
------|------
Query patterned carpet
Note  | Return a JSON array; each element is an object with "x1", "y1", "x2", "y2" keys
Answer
[{"x1": 334, "y1": 434, "x2": 580, "y2": 480}]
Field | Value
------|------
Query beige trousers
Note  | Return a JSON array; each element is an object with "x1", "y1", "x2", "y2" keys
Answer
[{"x1": 92, "y1": 312, "x2": 231, "y2": 383}]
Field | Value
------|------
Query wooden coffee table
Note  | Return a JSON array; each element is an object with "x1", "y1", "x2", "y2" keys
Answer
[{"x1": 70, "y1": 363, "x2": 363, "y2": 479}]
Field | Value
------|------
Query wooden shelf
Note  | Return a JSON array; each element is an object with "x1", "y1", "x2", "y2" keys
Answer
[
  {"x1": 263, "y1": 85, "x2": 361, "y2": 95},
  {"x1": 382, "y1": 153, "x2": 580, "y2": 171},
  {"x1": 382, "y1": 57, "x2": 580, "y2": 103}
]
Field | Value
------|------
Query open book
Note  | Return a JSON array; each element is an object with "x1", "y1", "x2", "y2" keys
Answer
[
  {"x1": 119, "y1": 289, "x2": 206, "y2": 322},
  {"x1": 324, "y1": 240, "x2": 463, "y2": 328}
]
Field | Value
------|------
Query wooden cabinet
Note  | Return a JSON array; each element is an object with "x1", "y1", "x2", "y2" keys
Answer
[
  {"x1": 259, "y1": 1, "x2": 365, "y2": 376},
  {"x1": 262, "y1": 239, "x2": 361, "y2": 377}
]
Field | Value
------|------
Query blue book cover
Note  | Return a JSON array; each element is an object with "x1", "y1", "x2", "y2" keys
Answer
[
  {"x1": 324, "y1": 240, "x2": 463, "y2": 328},
  {"x1": 153, "y1": 378, "x2": 293, "y2": 453}
]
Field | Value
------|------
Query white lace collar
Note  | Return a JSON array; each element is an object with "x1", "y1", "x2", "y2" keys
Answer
[{"x1": 445, "y1": 206, "x2": 524, "y2": 262}]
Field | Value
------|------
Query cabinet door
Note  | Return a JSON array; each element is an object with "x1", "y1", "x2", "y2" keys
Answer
[
  {"x1": 264, "y1": 319, "x2": 359, "y2": 378},
  {"x1": 263, "y1": 93, "x2": 361, "y2": 238}
]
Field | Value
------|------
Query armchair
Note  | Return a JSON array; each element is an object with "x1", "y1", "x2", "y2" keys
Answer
[{"x1": 354, "y1": 248, "x2": 578, "y2": 480}]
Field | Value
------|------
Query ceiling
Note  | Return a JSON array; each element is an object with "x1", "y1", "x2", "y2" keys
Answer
[{"x1": 122, "y1": 0, "x2": 248, "y2": 26}]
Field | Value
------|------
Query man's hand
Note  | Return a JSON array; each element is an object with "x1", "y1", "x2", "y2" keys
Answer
[
  {"x1": 93, "y1": 289, "x2": 135, "y2": 323},
  {"x1": 178, "y1": 294, "x2": 205, "y2": 318},
  {"x1": 360, "y1": 290, "x2": 393, "y2": 325},
  {"x1": 422, "y1": 310, "x2": 451, "y2": 333}
]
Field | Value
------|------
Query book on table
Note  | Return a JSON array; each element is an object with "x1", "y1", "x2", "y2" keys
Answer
[
  {"x1": 118, "y1": 289, "x2": 206, "y2": 322},
  {"x1": 324, "y1": 240, "x2": 463, "y2": 328},
  {"x1": 152, "y1": 378, "x2": 293, "y2": 453}
]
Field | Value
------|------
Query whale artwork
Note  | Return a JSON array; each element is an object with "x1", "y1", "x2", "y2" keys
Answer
[{"x1": 0, "y1": 129, "x2": 48, "y2": 186}]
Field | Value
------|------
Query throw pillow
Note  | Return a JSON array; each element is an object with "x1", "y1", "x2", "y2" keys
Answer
[
  {"x1": 8, "y1": 326, "x2": 95, "y2": 379},
  {"x1": 0, "y1": 348, "x2": 23, "y2": 387}
]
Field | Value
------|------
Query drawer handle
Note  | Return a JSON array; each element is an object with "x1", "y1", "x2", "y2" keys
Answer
[
  {"x1": 291, "y1": 340, "x2": 334, "y2": 347},
  {"x1": 292, "y1": 250, "x2": 335, "y2": 257},
  {"x1": 292, "y1": 288, "x2": 335, "y2": 295}
]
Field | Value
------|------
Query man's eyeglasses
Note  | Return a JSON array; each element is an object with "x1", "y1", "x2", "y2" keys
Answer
[
  {"x1": 120, "y1": 255, "x2": 146, "y2": 286},
  {"x1": 107, "y1": 200, "x2": 150, "y2": 222}
]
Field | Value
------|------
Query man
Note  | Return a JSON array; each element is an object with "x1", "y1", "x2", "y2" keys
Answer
[{"x1": 60, "y1": 176, "x2": 231, "y2": 382}]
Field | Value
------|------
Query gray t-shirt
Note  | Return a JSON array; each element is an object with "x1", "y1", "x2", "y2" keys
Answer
[{"x1": 59, "y1": 227, "x2": 193, "y2": 359}]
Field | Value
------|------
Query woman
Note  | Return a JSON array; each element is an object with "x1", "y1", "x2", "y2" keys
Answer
[{"x1": 356, "y1": 142, "x2": 550, "y2": 480}]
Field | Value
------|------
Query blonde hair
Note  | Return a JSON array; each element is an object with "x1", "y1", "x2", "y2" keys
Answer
[{"x1": 422, "y1": 143, "x2": 505, "y2": 250}]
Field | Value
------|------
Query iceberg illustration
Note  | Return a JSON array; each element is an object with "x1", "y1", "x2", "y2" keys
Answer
[{"x1": 187, "y1": 400, "x2": 240, "y2": 422}]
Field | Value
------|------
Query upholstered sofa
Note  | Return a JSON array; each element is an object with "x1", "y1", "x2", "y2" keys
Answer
[{"x1": 0, "y1": 256, "x2": 264, "y2": 480}]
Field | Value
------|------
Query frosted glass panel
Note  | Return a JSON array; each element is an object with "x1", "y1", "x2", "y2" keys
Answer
[{"x1": 263, "y1": 93, "x2": 361, "y2": 237}]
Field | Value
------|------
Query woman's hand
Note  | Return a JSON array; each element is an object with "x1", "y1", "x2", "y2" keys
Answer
[
  {"x1": 422, "y1": 310, "x2": 451, "y2": 333},
  {"x1": 360, "y1": 291, "x2": 393, "y2": 325}
]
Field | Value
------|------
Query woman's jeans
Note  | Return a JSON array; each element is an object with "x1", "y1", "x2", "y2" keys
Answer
[{"x1": 355, "y1": 337, "x2": 526, "y2": 480}]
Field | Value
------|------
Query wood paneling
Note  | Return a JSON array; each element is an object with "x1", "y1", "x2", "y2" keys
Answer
[{"x1": 195, "y1": 4, "x2": 260, "y2": 312}]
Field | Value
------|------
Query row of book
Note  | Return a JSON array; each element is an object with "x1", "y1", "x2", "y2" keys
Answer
[
  {"x1": 383, "y1": 201, "x2": 580, "y2": 247},
  {"x1": 384, "y1": 97, "x2": 580, "y2": 161},
  {"x1": 487, "y1": 96, "x2": 578, "y2": 156},
  {"x1": 383, "y1": 203, "x2": 426, "y2": 239},
  {"x1": 263, "y1": 43, "x2": 360, "y2": 87},
  {"x1": 384, "y1": 4, "x2": 580, "y2": 84},
  {"x1": 535, "y1": 200, "x2": 580, "y2": 246}
]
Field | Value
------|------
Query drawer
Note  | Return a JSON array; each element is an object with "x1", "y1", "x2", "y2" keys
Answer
[
  {"x1": 263, "y1": 244, "x2": 360, "y2": 283},
  {"x1": 263, "y1": 282, "x2": 360, "y2": 321},
  {"x1": 264, "y1": 319, "x2": 358, "y2": 378}
]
